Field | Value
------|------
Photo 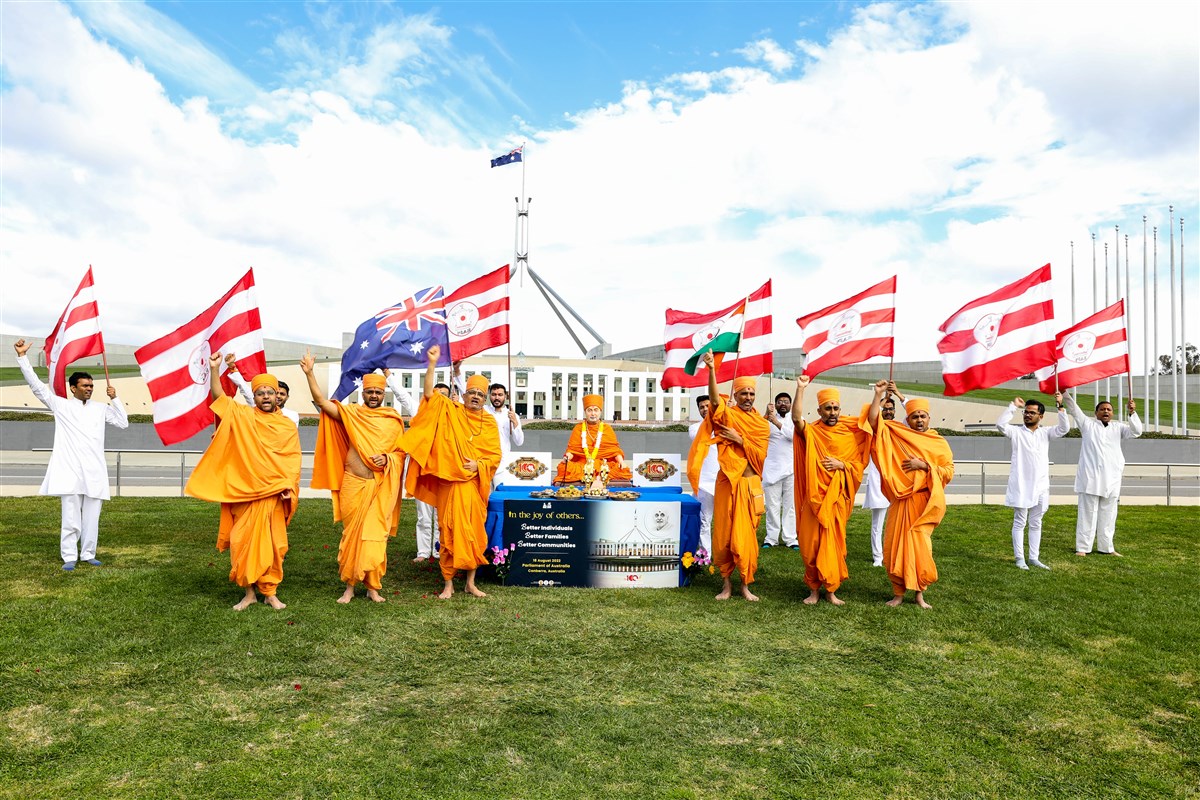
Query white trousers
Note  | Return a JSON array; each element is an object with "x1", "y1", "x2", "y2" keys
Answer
[
  {"x1": 762, "y1": 477, "x2": 796, "y2": 546},
  {"x1": 869, "y1": 507, "x2": 887, "y2": 565},
  {"x1": 1011, "y1": 500, "x2": 1048, "y2": 564},
  {"x1": 1076, "y1": 494, "x2": 1119, "y2": 553},
  {"x1": 697, "y1": 489, "x2": 714, "y2": 554},
  {"x1": 415, "y1": 499, "x2": 441, "y2": 559},
  {"x1": 60, "y1": 494, "x2": 102, "y2": 563}
]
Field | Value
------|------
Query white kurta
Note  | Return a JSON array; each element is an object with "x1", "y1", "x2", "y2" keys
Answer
[
  {"x1": 862, "y1": 460, "x2": 889, "y2": 509},
  {"x1": 486, "y1": 404, "x2": 525, "y2": 456},
  {"x1": 998, "y1": 403, "x2": 1070, "y2": 508},
  {"x1": 761, "y1": 416, "x2": 794, "y2": 486},
  {"x1": 19, "y1": 355, "x2": 128, "y2": 499},
  {"x1": 229, "y1": 371, "x2": 300, "y2": 425},
  {"x1": 384, "y1": 373, "x2": 420, "y2": 416},
  {"x1": 1065, "y1": 393, "x2": 1142, "y2": 498}
]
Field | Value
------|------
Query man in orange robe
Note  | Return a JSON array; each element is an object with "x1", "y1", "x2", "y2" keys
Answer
[
  {"x1": 866, "y1": 381, "x2": 954, "y2": 609},
  {"x1": 688, "y1": 351, "x2": 770, "y2": 601},
  {"x1": 554, "y1": 393, "x2": 632, "y2": 484},
  {"x1": 186, "y1": 353, "x2": 301, "y2": 611},
  {"x1": 791, "y1": 379, "x2": 871, "y2": 606},
  {"x1": 405, "y1": 345, "x2": 502, "y2": 599},
  {"x1": 303, "y1": 356, "x2": 406, "y2": 603}
]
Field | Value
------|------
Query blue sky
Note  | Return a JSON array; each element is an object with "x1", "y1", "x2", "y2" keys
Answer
[{"x1": 2, "y1": 1, "x2": 1197, "y2": 370}]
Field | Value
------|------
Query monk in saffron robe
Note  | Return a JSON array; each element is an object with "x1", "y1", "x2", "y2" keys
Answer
[
  {"x1": 405, "y1": 345, "x2": 502, "y2": 599},
  {"x1": 866, "y1": 381, "x2": 954, "y2": 609},
  {"x1": 186, "y1": 354, "x2": 301, "y2": 611},
  {"x1": 689, "y1": 351, "x2": 769, "y2": 601},
  {"x1": 303, "y1": 356, "x2": 406, "y2": 603},
  {"x1": 554, "y1": 393, "x2": 632, "y2": 484},
  {"x1": 792, "y1": 379, "x2": 871, "y2": 606}
]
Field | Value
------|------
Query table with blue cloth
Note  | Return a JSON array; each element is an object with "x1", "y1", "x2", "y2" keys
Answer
[{"x1": 485, "y1": 486, "x2": 702, "y2": 587}]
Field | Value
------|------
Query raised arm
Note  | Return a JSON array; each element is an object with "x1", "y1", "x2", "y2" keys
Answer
[
  {"x1": 424, "y1": 344, "x2": 441, "y2": 399},
  {"x1": 867, "y1": 380, "x2": 888, "y2": 429},
  {"x1": 1063, "y1": 390, "x2": 1088, "y2": 429},
  {"x1": 383, "y1": 368, "x2": 418, "y2": 416},
  {"x1": 13, "y1": 338, "x2": 54, "y2": 409},
  {"x1": 1050, "y1": 392, "x2": 1070, "y2": 438},
  {"x1": 224, "y1": 352, "x2": 254, "y2": 405},
  {"x1": 209, "y1": 353, "x2": 224, "y2": 401},
  {"x1": 300, "y1": 349, "x2": 340, "y2": 419},
  {"x1": 791, "y1": 374, "x2": 809, "y2": 437},
  {"x1": 996, "y1": 398, "x2": 1020, "y2": 437},
  {"x1": 703, "y1": 352, "x2": 719, "y2": 417},
  {"x1": 1125, "y1": 399, "x2": 1142, "y2": 438}
]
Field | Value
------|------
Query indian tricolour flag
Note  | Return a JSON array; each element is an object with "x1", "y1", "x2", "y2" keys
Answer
[{"x1": 683, "y1": 302, "x2": 746, "y2": 375}]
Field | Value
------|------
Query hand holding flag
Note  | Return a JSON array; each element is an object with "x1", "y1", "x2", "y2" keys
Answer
[{"x1": 45, "y1": 267, "x2": 106, "y2": 397}]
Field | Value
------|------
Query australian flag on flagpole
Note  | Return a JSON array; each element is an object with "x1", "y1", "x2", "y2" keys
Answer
[
  {"x1": 333, "y1": 286, "x2": 451, "y2": 400},
  {"x1": 490, "y1": 146, "x2": 523, "y2": 168}
]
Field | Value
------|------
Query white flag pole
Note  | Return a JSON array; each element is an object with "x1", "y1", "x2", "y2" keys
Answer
[{"x1": 1170, "y1": 205, "x2": 1178, "y2": 433}]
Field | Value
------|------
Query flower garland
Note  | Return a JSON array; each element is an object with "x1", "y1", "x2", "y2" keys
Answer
[{"x1": 581, "y1": 421, "x2": 606, "y2": 462}]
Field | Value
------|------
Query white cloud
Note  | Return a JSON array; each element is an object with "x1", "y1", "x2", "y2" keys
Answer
[{"x1": 1, "y1": 0, "x2": 1196, "y2": 377}]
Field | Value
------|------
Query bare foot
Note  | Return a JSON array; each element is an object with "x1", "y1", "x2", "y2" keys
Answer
[
  {"x1": 715, "y1": 579, "x2": 732, "y2": 600},
  {"x1": 465, "y1": 583, "x2": 488, "y2": 598},
  {"x1": 264, "y1": 595, "x2": 287, "y2": 610},
  {"x1": 827, "y1": 592, "x2": 845, "y2": 606},
  {"x1": 412, "y1": 556, "x2": 428, "y2": 563},
  {"x1": 915, "y1": 591, "x2": 932, "y2": 609},
  {"x1": 741, "y1": 585, "x2": 759, "y2": 602},
  {"x1": 1105, "y1": 551, "x2": 1123, "y2": 557},
  {"x1": 232, "y1": 588, "x2": 257, "y2": 611},
  {"x1": 366, "y1": 589, "x2": 387, "y2": 603},
  {"x1": 803, "y1": 589, "x2": 820, "y2": 605},
  {"x1": 337, "y1": 586, "x2": 355, "y2": 604},
  {"x1": 1075, "y1": 551, "x2": 1088, "y2": 556},
  {"x1": 438, "y1": 580, "x2": 454, "y2": 600},
  {"x1": 885, "y1": 596, "x2": 903, "y2": 607}
]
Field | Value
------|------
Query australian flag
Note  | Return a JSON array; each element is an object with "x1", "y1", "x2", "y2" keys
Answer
[
  {"x1": 333, "y1": 286, "x2": 451, "y2": 400},
  {"x1": 490, "y1": 146, "x2": 523, "y2": 168}
]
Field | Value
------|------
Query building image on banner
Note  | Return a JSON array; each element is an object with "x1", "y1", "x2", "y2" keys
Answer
[{"x1": 588, "y1": 503, "x2": 681, "y2": 588}]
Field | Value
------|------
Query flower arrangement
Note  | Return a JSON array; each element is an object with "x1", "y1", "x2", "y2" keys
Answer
[
  {"x1": 489, "y1": 542, "x2": 517, "y2": 583},
  {"x1": 681, "y1": 547, "x2": 713, "y2": 583}
]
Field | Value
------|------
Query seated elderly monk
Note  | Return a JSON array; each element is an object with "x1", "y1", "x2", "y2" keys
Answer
[{"x1": 554, "y1": 393, "x2": 633, "y2": 485}]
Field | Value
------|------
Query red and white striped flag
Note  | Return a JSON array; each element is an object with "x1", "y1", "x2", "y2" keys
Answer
[
  {"x1": 445, "y1": 264, "x2": 510, "y2": 361},
  {"x1": 662, "y1": 280, "x2": 772, "y2": 389},
  {"x1": 1036, "y1": 300, "x2": 1128, "y2": 393},
  {"x1": 134, "y1": 270, "x2": 267, "y2": 445},
  {"x1": 45, "y1": 267, "x2": 105, "y2": 397},
  {"x1": 937, "y1": 264, "x2": 1056, "y2": 396},
  {"x1": 796, "y1": 276, "x2": 896, "y2": 379}
]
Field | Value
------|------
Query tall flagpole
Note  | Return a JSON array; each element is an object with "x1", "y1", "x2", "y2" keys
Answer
[
  {"x1": 1104, "y1": 240, "x2": 1111, "y2": 401},
  {"x1": 1182, "y1": 217, "x2": 1188, "y2": 436},
  {"x1": 1143, "y1": 217, "x2": 1149, "y2": 427},
  {"x1": 1170, "y1": 205, "x2": 1178, "y2": 433},
  {"x1": 1153, "y1": 226, "x2": 1160, "y2": 430},
  {"x1": 1118, "y1": 231, "x2": 1128, "y2": 419},
  {"x1": 1092, "y1": 232, "x2": 1099, "y2": 406},
  {"x1": 1115, "y1": 225, "x2": 1123, "y2": 416}
]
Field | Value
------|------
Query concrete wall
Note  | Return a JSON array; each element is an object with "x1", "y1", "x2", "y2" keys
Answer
[{"x1": 3, "y1": 420, "x2": 1196, "y2": 464}]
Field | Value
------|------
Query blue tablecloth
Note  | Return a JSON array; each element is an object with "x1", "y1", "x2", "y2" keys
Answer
[{"x1": 485, "y1": 486, "x2": 702, "y2": 581}]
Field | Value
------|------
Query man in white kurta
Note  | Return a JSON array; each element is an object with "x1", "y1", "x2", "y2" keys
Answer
[
  {"x1": 687, "y1": 394, "x2": 718, "y2": 553},
  {"x1": 761, "y1": 391, "x2": 797, "y2": 549},
  {"x1": 14, "y1": 339, "x2": 128, "y2": 569},
  {"x1": 486, "y1": 382, "x2": 525, "y2": 487},
  {"x1": 998, "y1": 395, "x2": 1069, "y2": 569},
  {"x1": 861, "y1": 394, "x2": 901, "y2": 567},
  {"x1": 1064, "y1": 393, "x2": 1141, "y2": 556}
]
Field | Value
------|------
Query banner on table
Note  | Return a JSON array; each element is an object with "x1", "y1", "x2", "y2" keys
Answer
[{"x1": 501, "y1": 499, "x2": 682, "y2": 588}]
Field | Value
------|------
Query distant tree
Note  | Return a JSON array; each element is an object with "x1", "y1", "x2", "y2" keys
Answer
[{"x1": 1157, "y1": 342, "x2": 1199, "y2": 375}]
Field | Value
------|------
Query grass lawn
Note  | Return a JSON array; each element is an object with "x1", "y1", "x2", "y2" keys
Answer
[{"x1": 0, "y1": 499, "x2": 1195, "y2": 799}]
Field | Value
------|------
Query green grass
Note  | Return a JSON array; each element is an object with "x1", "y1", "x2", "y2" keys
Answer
[{"x1": 0, "y1": 499, "x2": 1196, "y2": 799}]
